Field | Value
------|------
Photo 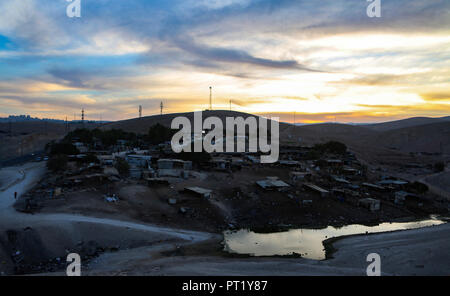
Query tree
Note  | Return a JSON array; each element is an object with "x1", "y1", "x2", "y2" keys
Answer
[
  {"x1": 47, "y1": 155, "x2": 68, "y2": 172},
  {"x1": 434, "y1": 162, "x2": 445, "y2": 173},
  {"x1": 313, "y1": 141, "x2": 347, "y2": 155},
  {"x1": 48, "y1": 143, "x2": 79, "y2": 156},
  {"x1": 148, "y1": 124, "x2": 174, "y2": 145},
  {"x1": 114, "y1": 158, "x2": 130, "y2": 177},
  {"x1": 408, "y1": 182, "x2": 429, "y2": 194}
]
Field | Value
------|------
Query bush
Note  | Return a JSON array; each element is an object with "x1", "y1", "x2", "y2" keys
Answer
[
  {"x1": 408, "y1": 182, "x2": 429, "y2": 194},
  {"x1": 47, "y1": 154, "x2": 68, "y2": 172},
  {"x1": 114, "y1": 158, "x2": 130, "y2": 177},
  {"x1": 148, "y1": 124, "x2": 175, "y2": 145},
  {"x1": 434, "y1": 162, "x2": 445, "y2": 172},
  {"x1": 313, "y1": 141, "x2": 347, "y2": 155},
  {"x1": 48, "y1": 143, "x2": 79, "y2": 156}
]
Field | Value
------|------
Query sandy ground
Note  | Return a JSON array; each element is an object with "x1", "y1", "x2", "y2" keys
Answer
[
  {"x1": 81, "y1": 223, "x2": 450, "y2": 276},
  {"x1": 1, "y1": 162, "x2": 449, "y2": 276},
  {"x1": 0, "y1": 162, "x2": 46, "y2": 212},
  {"x1": 423, "y1": 170, "x2": 450, "y2": 200}
]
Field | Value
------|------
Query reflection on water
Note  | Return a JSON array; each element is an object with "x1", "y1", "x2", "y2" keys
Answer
[{"x1": 223, "y1": 218, "x2": 445, "y2": 260}]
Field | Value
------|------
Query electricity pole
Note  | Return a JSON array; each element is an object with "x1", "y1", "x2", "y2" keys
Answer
[{"x1": 209, "y1": 87, "x2": 212, "y2": 110}]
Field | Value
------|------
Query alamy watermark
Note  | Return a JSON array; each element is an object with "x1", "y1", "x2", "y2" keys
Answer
[
  {"x1": 366, "y1": 253, "x2": 381, "y2": 276},
  {"x1": 170, "y1": 112, "x2": 279, "y2": 164},
  {"x1": 66, "y1": 253, "x2": 81, "y2": 276},
  {"x1": 66, "y1": 1, "x2": 380, "y2": 19},
  {"x1": 66, "y1": 0, "x2": 81, "y2": 18},
  {"x1": 367, "y1": 0, "x2": 381, "y2": 18}
]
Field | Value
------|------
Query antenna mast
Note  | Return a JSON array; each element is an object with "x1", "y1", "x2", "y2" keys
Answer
[
  {"x1": 139, "y1": 105, "x2": 142, "y2": 118},
  {"x1": 160, "y1": 101, "x2": 163, "y2": 115},
  {"x1": 209, "y1": 86, "x2": 212, "y2": 110}
]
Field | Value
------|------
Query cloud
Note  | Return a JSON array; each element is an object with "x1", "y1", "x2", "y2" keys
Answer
[
  {"x1": 420, "y1": 92, "x2": 450, "y2": 101},
  {"x1": 1, "y1": 0, "x2": 450, "y2": 122}
]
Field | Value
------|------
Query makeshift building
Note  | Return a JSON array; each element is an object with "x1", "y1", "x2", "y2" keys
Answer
[
  {"x1": 158, "y1": 159, "x2": 192, "y2": 178},
  {"x1": 256, "y1": 178, "x2": 290, "y2": 191},
  {"x1": 303, "y1": 183, "x2": 329, "y2": 197},
  {"x1": 358, "y1": 198, "x2": 381, "y2": 212},
  {"x1": 185, "y1": 187, "x2": 213, "y2": 199}
]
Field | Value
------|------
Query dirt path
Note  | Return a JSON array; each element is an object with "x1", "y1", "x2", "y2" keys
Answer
[
  {"x1": 0, "y1": 163, "x2": 216, "y2": 276},
  {"x1": 0, "y1": 162, "x2": 45, "y2": 212}
]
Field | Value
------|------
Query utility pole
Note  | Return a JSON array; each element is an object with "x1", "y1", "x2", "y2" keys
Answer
[
  {"x1": 209, "y1": 86, "x2": 212, "y2": 110},
  {"x1": 81, "y1": 108, "x2": 85, "y2": 126},
  {"x1": 139, "y1": 105, "x2": 142, "y2": 119},
  {"x1": 160, "y1": 101, "x2": 163, "y2": 115}
]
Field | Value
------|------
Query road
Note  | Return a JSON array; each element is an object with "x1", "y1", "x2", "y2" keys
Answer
[
  {"x1": 0, "y1": 162, "x2": 46, "y2": 212},
  {"x1": 0, "y1": 163, "x2": 215, "y2": 254}
]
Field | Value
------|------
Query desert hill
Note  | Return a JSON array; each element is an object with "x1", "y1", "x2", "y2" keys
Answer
[{"x1": 366, "y1": 116, "x2": 450, "y2": 132}]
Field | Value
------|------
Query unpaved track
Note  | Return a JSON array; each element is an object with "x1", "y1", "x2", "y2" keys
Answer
[{"x1": 0, "y1": 163, "x2": 215, "y2": 264}]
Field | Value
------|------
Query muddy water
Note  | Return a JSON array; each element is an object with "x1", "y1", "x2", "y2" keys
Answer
[{"x1": 223, "y1": 217, "x2": 446, "y2": 260}]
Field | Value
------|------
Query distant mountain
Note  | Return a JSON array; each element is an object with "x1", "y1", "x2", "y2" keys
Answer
[
  {"x1": 101, "y1": 110, "x2": 273, "y2": 134},
  {"x1": 369, "y1": 121, "x2": 450, "y2": 154},
  {"x1": 366, "y1": 116, "x2": 450, "y2": 132}
]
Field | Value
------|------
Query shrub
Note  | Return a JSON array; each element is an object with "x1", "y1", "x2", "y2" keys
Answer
[
  {"x1": 48, "y1": 143, "x2": 79, "y2": 156},
  {"x1": 47, "y1": 154, "x2": 68, "y2": 172},
  {"x1": 314, "y1": 141, "x2": 347, "y2": 155},
  {"x1": 114, "y1": 158, "x2": 130, "y2": 177},
  {"x1": 434, "y1": 162, "x2": 445, "y2": 172},
  {"x1": 148, "y1": 124, "x2": 175, "y2": 145}
]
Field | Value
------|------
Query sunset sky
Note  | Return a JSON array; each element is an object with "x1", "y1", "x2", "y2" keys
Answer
[{"x1": 0, "y1": 0, "x2": 449, "y2": 123}]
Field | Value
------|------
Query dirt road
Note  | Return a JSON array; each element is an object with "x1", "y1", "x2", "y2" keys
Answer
[
  {"x1": 0, "y1": 163, "x2": 217, "y2": 275},
  {"x1": 0, "y1": 162, "x2": 45, "y2": 212}
]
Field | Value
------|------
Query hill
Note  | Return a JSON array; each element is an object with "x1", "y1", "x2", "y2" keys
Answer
[
  {"x1": 370, "y1": 121, "x2": 450, "y2": 154},
  {"x1": 0, "y1": 122, "x2": 99, "y2": 165},
  {"x1": 366, "y1": 116, "x2": 450, "y2": 132},
  {"x1": 100, "y1": 110, "x2": 272, "y2": 134}
]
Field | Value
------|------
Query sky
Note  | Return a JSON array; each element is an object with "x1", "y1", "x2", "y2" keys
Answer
[{"x1": 0, "y1": 0, "x2": 449, "y2": 123}]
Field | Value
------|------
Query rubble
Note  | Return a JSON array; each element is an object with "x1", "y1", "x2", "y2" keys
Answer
[{"x1": 104, "y1": 194, "x2": 119, "y2": 203}]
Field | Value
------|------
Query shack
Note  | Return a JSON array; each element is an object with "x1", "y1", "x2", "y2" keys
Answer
[
  {"x1": 362, "y1": 183, "x2": 385, "y2": 191},
  {"x1": 158, "y1": 159, "x2": 192, "y2": 178},
  {"x1": 185, "y1": 187, "x2": 213, "y2": 199},
  {"x1": 256, "y1": 178, "x2": 290, "y2": 191},
  {"x1": 358, "y1": 198, "x2": 381, "y2": 212},
  {"x1": 290, "y1": 172, "x2": 311, "y2": 182},
  {"x1": 303, "y1": 183, "x2": 329, "y2": 197}
]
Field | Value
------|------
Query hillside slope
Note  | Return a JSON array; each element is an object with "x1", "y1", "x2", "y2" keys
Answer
[{"x1": 367, "y1": 116, "x2": 450, "y2": 132}]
